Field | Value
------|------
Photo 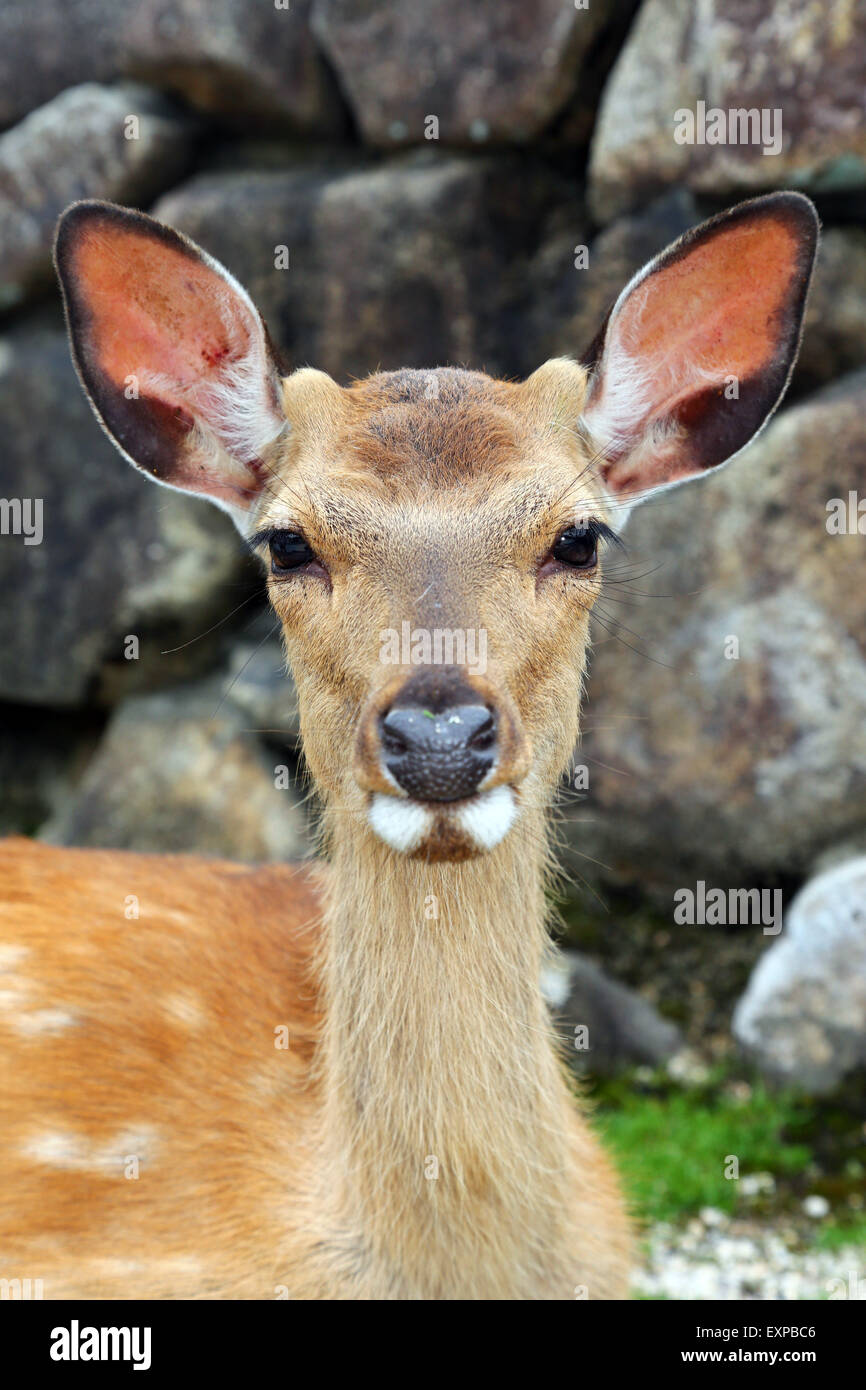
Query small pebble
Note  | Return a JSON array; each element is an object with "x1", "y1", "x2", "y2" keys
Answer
[{"x1": 803, "y1": 1194, "x2": 830, "y2": 1219}]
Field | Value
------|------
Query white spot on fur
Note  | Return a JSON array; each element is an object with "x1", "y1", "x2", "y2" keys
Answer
[
  {"x1": 0, "y1": 946, "x2": 32, "y2": 1013},
  {"x1": 0, "y1": 944, "x2": 30, "y2": 970},
  {"x1": 456, "y1": 785, "x2": 517, "y2": 851},
  {"x1": 90, "y1": 1255, "x2": 204, "y2": 1281},
  {"x1": 368, "y1": 794, "x2": 433, "y2": 853},
  {"x1": 23, "y1": 1132, "x2": 89, "y2": 1169},
  {"x1": 0, "y1": 986, "x2": 29, "y2": 1011},
  {"x1": 22, "y1": 1126, "x2": 160, "y2": 1174},
  {"x1": 161, "y1": 991, "x2": 205, "y2": 1029},
  {"x1": 13, "y1": 1008, "x2": 78, "y2": 1037}
]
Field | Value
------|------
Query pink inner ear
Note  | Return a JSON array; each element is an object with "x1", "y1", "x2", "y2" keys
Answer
[
  {"x1": 73, "y1": 225, "x2": 252, "y2": 400},
  {"x1": 591, "y1": 211, "x2": 805, "y2": 494},
  {"x1": 616, "y1": 217, "x2": 797, "y2": 393}
]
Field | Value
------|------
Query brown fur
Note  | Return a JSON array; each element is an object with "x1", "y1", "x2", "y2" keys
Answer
[{"x1": 0, "y1": 839, "x2": 322, "y2": 1298}]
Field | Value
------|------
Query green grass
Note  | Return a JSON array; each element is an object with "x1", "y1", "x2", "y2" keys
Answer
[
  {"x1": 813, "y1": 1216, "x2": 866, "y2": 1252},
  {"x1": 592, "y1": 1071, "x2": 814, "y2": 1226}
]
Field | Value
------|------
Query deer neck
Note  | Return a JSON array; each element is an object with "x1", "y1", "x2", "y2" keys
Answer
[{"x1": 313, "y1": 803, "x2": 577, "y2": 1296}]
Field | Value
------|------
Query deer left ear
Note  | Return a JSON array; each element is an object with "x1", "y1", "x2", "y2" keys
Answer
[
  {"x1": 580, "y1": 192, "x2": 819, "y2": 512},
  {"x1": 54, "y1": 200, "x2": 288, "y2": 527}
]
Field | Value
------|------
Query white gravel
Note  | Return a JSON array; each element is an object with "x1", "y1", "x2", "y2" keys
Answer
[{"x1": 634, "y1": 1212, "x2": 866, "y2": 1300}]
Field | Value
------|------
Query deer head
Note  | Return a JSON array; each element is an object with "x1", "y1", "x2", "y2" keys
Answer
[{"x1": 55, "y1": 194, "x2": 817, "y2": 864}]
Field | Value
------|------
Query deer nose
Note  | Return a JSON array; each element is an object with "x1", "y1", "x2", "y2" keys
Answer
[{"x1": 379, "y1": 703, "x2": 497, "y2": 802}]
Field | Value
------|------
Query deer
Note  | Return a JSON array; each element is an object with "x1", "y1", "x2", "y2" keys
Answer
[{"x1": 0, "y1": 191, "x2": 817, "y2": 1300}]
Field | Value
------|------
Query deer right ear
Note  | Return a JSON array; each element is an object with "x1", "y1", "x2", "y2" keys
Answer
[
  {"x1": 54, "y1": 201, "x2": 288, "y2": 526},
  {"x1": 580, "y1": 192, "x2": 819, "y2": 515}
]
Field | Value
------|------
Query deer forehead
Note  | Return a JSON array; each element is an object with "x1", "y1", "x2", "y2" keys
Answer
[{"x1": 262, "y1": 361, "x2": 602, "y2": 553}]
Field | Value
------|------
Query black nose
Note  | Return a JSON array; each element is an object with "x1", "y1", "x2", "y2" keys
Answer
[{"x1": 379, "y1": 703, "x2": 497, "y2": 802}]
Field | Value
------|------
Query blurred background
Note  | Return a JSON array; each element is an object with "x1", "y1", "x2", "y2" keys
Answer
[{"x1": 1, "y1": 0, "x2": 865, "y2": 1298}]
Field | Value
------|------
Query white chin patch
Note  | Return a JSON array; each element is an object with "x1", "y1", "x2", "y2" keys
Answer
[
  {"x1": 368, "y1": 794, "x2": 434, "y2": 854},
  {"x1": 368, "y1": 785, "x2": 517, "y2": 855},
  {"x1": 455, "y1": 784, "x2": 517, "y2": 850}
]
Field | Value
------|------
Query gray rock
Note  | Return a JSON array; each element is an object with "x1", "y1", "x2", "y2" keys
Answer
[
  {"x1": 42, "y1": 681, "x2": 309, "y2": 862},
  {"x1": 528, "y1": 189, "x2": 698, "y2": 370},
  {"x1": 732, "y1": 858, "x2": 866, "y2": 1093},
  {"x1": 311, "y1": 0, "x2": 611, "y2": 147},
  {"x1": 797, "y1": 227, "x2": 866, "y2": 393},
  {"x1": 0, "y1": 84, "x2": 195, "y2": 311},
  {"x1": 589, "y1": 0, "x2": 866, "y2": 221},
  {"x1": 564, "y1": 370, "x2": 866, "y2": 895},
  {"x1": 0, "y1": 322, "x2": 247, "y2": 707},
  {"x1": 0, "y1": 0, "x2": 342, "y2": 133},
  {"x1": 154, "y1": 152, "x2": 585, "y2": 380},
  {"x1": 542, "y1": 948, "x2": 681, "y2": 1073},
  {"x1": 220, "y1": 610, "x2": 300, "y2": 748}
]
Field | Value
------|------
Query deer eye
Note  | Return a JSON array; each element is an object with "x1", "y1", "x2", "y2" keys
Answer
[
  {"x1": 552, "y1": 526, "x2": 598, "y2": 570},
  {"x1": 269, "y1": 531, "x2": 315, "y2": 573}
]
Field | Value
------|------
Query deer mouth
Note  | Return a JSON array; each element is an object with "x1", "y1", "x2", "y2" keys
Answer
[{"x1": 367, "y1": 784, "x2": 518, "y2": 860}]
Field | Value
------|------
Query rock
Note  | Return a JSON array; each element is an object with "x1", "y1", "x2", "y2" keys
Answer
[
  {"x1": 0, "y1": 322, "x2": 248, "y2": 708},
  {"x1": 220, "y1": 610, "x2": 300, "y2": 749},
  {"x1": 155, "y1": 152, "x2": 585, "y2": 380},
  {"x1": 310, "y1": 0, "x2": 610, "y2": 147},
  {"x1": 541, "y1": 948, "x2": 681, "y2": 1073},
  {"x1": 527, "y1": 189, "x2": 698, "y2": 370},
  {"x1": 0, "y1": 84, "x2": 195, "y2": 312},
  {"x1": 0, "y1": 705, "x2": 98, "y2": 838},
  {"x1": 42, "y1": 682, "x2": 309, "y2": 862},
  {"x1": 0, "y1": 0, "x2": 341, "y2": 133},
  {"x1": 802, "y1": 1195, "x2": 831, "y2": 1219},
  {"x1": 732, "y1": 858, "x2": 866, "y2": 1094},
  {"x1": 564, "y1": 370, "x2": 866, "y2": 895},
  {"x1": 546, "y1": 3, "x2": 645, "y2": 153},
  {"x1": 589, "y1": 0, "x2": 866, "y2": 221},
  {"x1": 797, "y1": 227, "x2": 866, "y2": 393}
]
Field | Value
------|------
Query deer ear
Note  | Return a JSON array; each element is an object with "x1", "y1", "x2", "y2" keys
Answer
[
  {"x1": 580, "y1": 192, "x2": 819, "y2": 512},
  {"x1": 54, "y1": 200, "x2": 287, "y2": 523}
]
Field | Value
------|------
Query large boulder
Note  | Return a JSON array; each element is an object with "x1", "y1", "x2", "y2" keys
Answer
[
  {"x1": 0, "y1": 322, "x2": 249, "y2": 708},
  {"x1": 589, "y1": 0, "x2": 866, "y2": 221},
  {"x1": 0, "y1": 0, "x2": 342, "y2": 133},
  {"x1": 732, "y1": 858, "x2": 866, "y2": 1093},
  {"x1": 563, "y1": 370, "x2": 866, "y2": 896},
  {"x1": 0, "y1": 84, "x2": 195, "y2": 311},
  {"x1": 311, "y1": 0, "x2": 611, "y2": 147},
  {"x1": 155, "y1": 152, "x2": 586, "y2": 380},
  {"x1": 42, "y1": 681, "x2": 309, "y2": 862}
]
